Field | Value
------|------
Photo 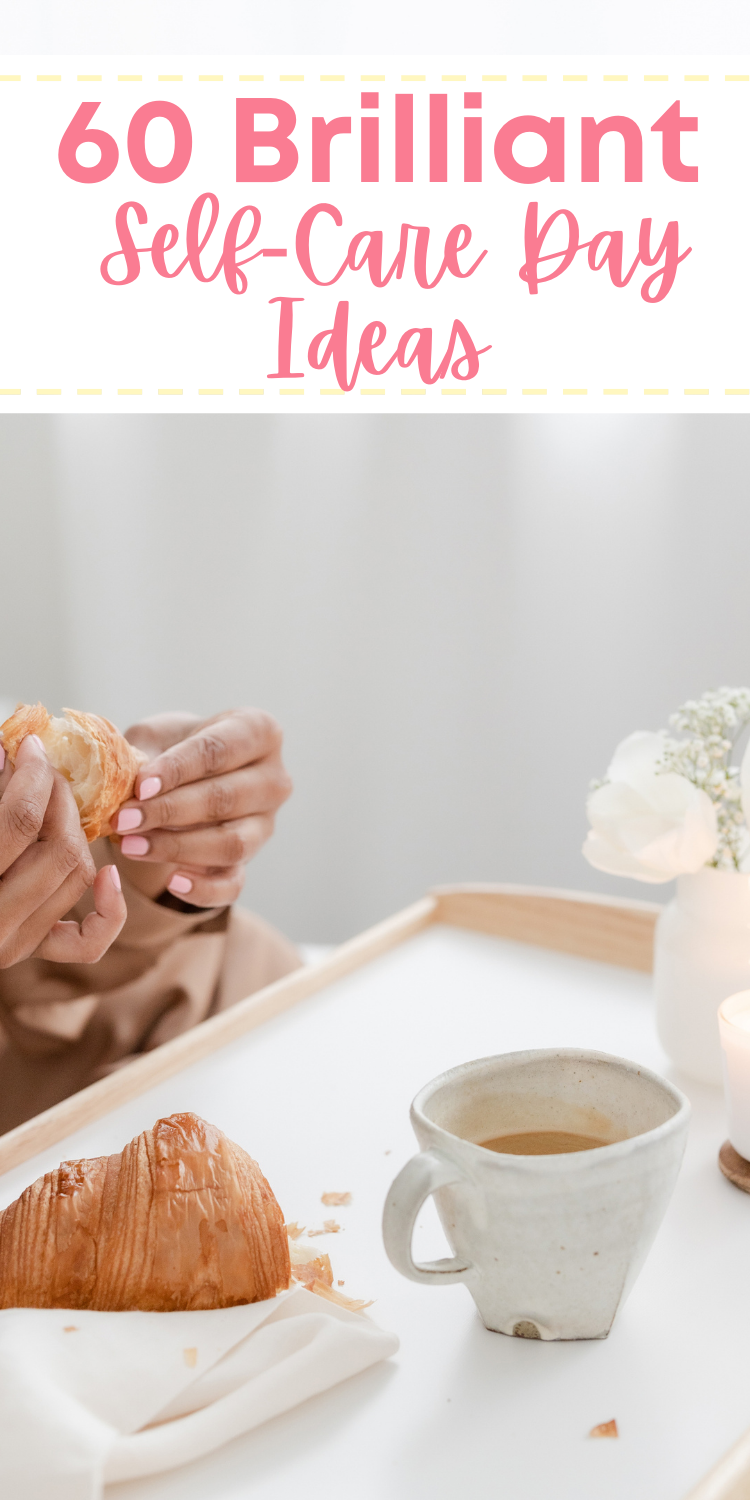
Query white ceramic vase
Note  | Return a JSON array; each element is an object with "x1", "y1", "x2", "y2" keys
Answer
[{"x1": 654, "y1": 868, "x2": 750, "y2": 1085}]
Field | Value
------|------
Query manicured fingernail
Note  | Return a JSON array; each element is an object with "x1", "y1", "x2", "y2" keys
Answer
[
  {"x1": 138, "y1": 777, "x2": 161, "y2": 801},
  {"x1": 115, "y1": 808, "x2": 143, "y2": 832},
  {"x1": 121, "y1": 835, "x2": 150, "y2": 857},
  {"x1": 0, "y1": 746, "x2": 4, "y2": 772},
  {"x1": 17, "y1": 734, "x2": 46, "y2": 763},
  {"x1": 168, "y1": 874, "x2": 193, "y2": 895},
  {"x1": 109, "y1": 865, "x2": 122, "y2": 892}
]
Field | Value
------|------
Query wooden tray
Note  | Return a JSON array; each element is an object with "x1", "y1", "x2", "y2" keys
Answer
[
  {"x1": 0, "y1": 884, "x2": 658, "y2": 1177},
  {"x1": 0, "y1": 885, "x2": 741, "y2": 1500}
]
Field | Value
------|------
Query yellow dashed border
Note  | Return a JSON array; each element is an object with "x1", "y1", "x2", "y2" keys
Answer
[
  {"x1": 5, "y1": 66, "x2": 746, "y2": 85},
  {"x1": 0, "y1": 386, "x2": 746, "y2": 403}
]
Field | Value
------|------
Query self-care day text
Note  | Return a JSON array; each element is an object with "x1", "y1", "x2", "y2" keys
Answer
[{"x1": 57, "y1": 92, "x2": 698, "y2": 383}]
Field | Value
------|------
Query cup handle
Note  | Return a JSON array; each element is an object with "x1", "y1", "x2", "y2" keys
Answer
[{"x1": 382, "y1": 1149, "x2": 472, "y2": 1284}]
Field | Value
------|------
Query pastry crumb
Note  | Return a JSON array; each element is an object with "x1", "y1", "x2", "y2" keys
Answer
[
  {"x1": 309, "y1": 1219, "x2": 341, "y2": 1236},
  {"x1": 291, "y1": 1253, "x2": 334, "y2": 1289},
  {"x1": 183, "y1": 1348, "x2": 198, "y2": 1368},
  {"x1": 291, "y1": 1254, "x2": 371, "y2": 1315},
  {"x1": 337, "y1": 1279, "x2": 345, "y2": 1286},
  {"x1": 308, "y1": 1279, "x2": 373, "y2": 1315},
  {"x1": 285, "y1": 1222, "x2": 305, "y2": 1240},
  {"x1": 321, "y1": 1191, "x2": 352, "y2": 1206},
  {"x1": 589, "y1": 1419, "x2": 618, "y2": 1439},
  {"x1": 63, "y1": 1325, "x2": 77, "y2": 1333}
]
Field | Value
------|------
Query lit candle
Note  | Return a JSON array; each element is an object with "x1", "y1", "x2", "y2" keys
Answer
[{"x1": 718, "y1": 991, "x2": 750, "y2": 1161}]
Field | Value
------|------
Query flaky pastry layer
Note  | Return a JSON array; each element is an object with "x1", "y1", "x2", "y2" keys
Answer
[{"x1": 0, "y1": 702, "x2": 145, "y2": 840}]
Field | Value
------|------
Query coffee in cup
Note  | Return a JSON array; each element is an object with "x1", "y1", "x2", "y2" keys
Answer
[{"x1": 382, "y1": 1049, "x2": 689, "y2": 1341}]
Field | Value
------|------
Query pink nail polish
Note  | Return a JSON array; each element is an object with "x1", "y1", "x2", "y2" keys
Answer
[
  {"x1": 168, "y1": 874, "x2": 193, "y2": 895},
  {"x1": 138, "y1": 776, "x2": 162, "y2": 801},
  {"x1": 0, "y1": 745, "x2": 5, "y2": 772},
  {"x1": 121, "y1": 835, "x2": 150, "y2": 857},
  {"x1": 109, "y1": 865, "x2": 122, "y2": 892},
  {"x1": 116, "y1": 808, "x2": 143, "y2": 832}
]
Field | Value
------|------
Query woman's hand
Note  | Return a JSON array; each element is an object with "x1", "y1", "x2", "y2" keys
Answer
[
  {"x1": 0, "y1": 736, "x2": 127, "y2": 967},
  {"x1": 114, "y1": 709, "x2": 293, "y2": 907}
]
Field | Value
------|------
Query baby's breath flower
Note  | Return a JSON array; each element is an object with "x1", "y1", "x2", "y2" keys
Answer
[{"x1": 658, "y1": 687, "x2": 750, "y2": 870}]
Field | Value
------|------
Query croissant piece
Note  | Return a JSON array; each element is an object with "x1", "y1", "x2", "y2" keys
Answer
[
  {"x1": 0, "y1": 1113, "x2": 291, "y2": 1312},
  {"x1": 0, "y1": 702, "x2": 145, "y2": 841}
]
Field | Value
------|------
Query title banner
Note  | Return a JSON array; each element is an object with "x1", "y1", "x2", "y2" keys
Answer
[{"x1": 1, "y1": 55, "x2": 748, "y2": 412}]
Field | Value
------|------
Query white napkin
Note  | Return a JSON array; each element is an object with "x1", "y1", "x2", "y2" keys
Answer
[{"x1": 0, "y1": 1285, "x2": 399, "y2": 1500}]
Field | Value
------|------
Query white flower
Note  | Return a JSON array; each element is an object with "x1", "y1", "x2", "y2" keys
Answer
[{"x1": 583, "y1": 732, "x2": 719, "y2": 883}]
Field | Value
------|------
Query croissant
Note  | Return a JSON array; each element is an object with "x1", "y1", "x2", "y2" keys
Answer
[
  {"x1": 0, "y1": 702, "x2": 145, "y2": 841},
  {"x1": 0, "y1": 1113, "x2": 291, "y2": 1312}
]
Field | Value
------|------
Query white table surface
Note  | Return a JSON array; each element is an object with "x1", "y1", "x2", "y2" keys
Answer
[{"x1": 0, "y1": 924, "x2": 745, "y2": 1500}]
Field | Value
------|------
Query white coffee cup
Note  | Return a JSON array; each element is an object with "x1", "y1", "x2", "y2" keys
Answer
[{"x1": 382, "y1": 1049, "x2": 690, "y2": 1341}]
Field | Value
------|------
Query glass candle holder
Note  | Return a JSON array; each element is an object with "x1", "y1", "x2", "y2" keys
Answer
[{"x1": 718, "y1": 991, "x2": 750, "y2": 1161}]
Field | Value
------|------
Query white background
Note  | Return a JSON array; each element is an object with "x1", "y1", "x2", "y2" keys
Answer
[
  {"x1": 3, "y1": 0, "x2": 750, "y2": 58},
  {"x1": 0, "y1": 56, "x2": 747, "y2": 412}
]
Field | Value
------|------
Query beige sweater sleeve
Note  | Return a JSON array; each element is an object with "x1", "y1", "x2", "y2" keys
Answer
[{"x1": 0, "y1": 840, "x2": 302, "y2": 1133}]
